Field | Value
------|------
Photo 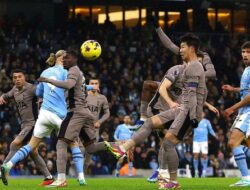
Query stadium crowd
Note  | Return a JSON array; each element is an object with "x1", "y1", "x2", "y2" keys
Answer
[{"x1": 0, "y1": 14, "x2": 248, "y2": 177}]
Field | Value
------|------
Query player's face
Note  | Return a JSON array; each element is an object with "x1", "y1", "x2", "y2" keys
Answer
[
  {"x1": 180, "y1": 42, "x2": 189, "y2": 62},
  {"x1": 242, "y1": 48, "x2": 250, "y2": 66},
  {"x1": 89, "y1": 79, "x2": 99, "y2": 92},
  {"x1": 124, "y1": 116, "x2": 131, "y2": 125},
  {"x1": 63, "y1": 53, "x2": 77, "y2": 68},
  {"x1": 57, "y1": 53, "x2": 66, "y2": 64},
  {"x1": 13, "y1": 72, "x2": 26, "y2": 88}
]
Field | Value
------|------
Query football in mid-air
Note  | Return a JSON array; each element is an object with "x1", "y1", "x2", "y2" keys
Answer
[{"x1": 80, "y1": 40, "x2": 102, "y2": 61}]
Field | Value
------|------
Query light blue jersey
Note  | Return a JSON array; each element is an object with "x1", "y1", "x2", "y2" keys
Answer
[
  {"x1": 114, "y1": 124, "x2": 134, "y2": 141},
  {"x1": 36, "y1": 64, "x2": 67, "y2": 119},
  {"x1": 193, "y1": 118, "x2": 216, "y2": 142},
  {"x1": 239, "y1": 66, "x2": 250, "y2": 114}
]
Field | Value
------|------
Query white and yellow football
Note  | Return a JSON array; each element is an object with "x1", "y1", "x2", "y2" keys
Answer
[{"x1": 80, "y1": 40, "x2": 102, "y2": 61}]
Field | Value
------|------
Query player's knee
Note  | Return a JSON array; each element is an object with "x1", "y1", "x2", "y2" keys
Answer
[
  {"x1": 151, "y1": 116, "x2": 162, "y2": 127},
  {"x1": 162, "y1": 139, "x2": 175, "y2": 152},
  {"x1": 193, "y1": 153, "x2": 199, "y2": 160},
  {"x1": 10, "y1": 141, "x2": 21, "y2": 149}
]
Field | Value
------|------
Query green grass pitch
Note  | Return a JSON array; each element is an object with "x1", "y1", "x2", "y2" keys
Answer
[{"x1": 0, "y1": 177, "x2": 245, "y2": 190}]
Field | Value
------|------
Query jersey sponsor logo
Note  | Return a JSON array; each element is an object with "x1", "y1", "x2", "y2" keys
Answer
[
  {"x1": 17, "y1": 101, "x2": 27, "y2": 110},
  {"x1": 87, "y1": 105, "x2": 99, "y2": 113}
]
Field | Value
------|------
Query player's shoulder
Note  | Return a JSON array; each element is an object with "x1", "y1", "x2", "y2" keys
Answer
[
  {"x1": 169, "y1": 64, "x2": 184, "y2": 72},
  {"x1": 41, "y1": 67, "x2": 51, "y2": 76},
  {"x1": 26, "y1": 82, "x2": 36, "y2": 89},
  {"x1": 98, "y1": 93, "x2": 108, "y2": 99},
  {"x1": 68, "y1": 65, "x2": 81, "y2": 76},
  {"x1": 70, "y1": 65, "x2": 80, "y2": 72},
  {"x1": 245, "y1": 66, "x2": 250, "y2": 73},
  {"x1": 167, "y1": 64, "x2": 184, "y2": 76}
]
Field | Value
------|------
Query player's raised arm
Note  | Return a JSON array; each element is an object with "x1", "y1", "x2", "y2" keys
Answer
[
  {"x1": 155, "y1": 27, "x2": 180, "y2": 55},
  {"x1": 201, "y1": 52, "x2": 216, "y2": 78}
]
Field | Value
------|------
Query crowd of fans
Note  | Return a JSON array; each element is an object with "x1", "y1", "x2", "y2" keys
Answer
[{"x1": 0, "y1": 13, "x2": 249, "y2": 177}]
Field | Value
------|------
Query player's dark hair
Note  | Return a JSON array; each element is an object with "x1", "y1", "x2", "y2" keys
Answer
[
  {"x1": 180, "y1": 33, "x2": 200, "y2": 53},
  {"x1": 66, "y1": 50, "x2": 78, "y2": 59},
  {"x1": 241, "y1": 41, "x2": 250, "y2": 50},
  {"x1": 11, "y1": 69, "x2": 25, "y2": 77}
]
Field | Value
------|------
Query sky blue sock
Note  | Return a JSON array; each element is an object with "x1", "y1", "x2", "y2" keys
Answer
[
  {"x1": 71, "y1": 147, "x2": 84, "y2": 174},
  {"x1": 10, "y1": 144, "x2": 32, "y2": 165},
  {"x1": 241, "y1": 145, "x2": 250, "y2": 160},
  {"x1": 116, "y1": 162, "x2": 121, "y2": 172},
  {"x1": 193, "y1": 158, "x2": 199, "y2": 171},
  {"x1": 202, "y1": 158, "x2": 208, "y2": 172},
  {"x1": 233, "y1": 146, "x2": 249, "y2": 176},
  {"x1": 128, "y1": 162, "x2": 133, "y2": 175}
]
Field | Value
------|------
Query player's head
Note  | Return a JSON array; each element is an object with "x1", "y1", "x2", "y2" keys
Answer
[
  {"x1": 123, "y1": 115, "x2": 131, "y2": 125},
  {"x1": 46, "y1": 50, "x2": 66, "y2": 66},
  {"x1": 63, "y1": 50, "x2": 78, "y2": 68},
  {"x1": 180, "y1": 33, "x2": 200, "y2": 62},
  {"x1": 11, "y1": 69, "x2": 26, "y2": 88},
  {"x1": 241, "y1": 41, "x2": 250, "y2": 66},
  {"x1": 89, "y1": 78, "x2": 100, "y2": 92}
]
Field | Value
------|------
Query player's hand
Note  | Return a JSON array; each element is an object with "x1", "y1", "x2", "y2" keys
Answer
[
  {"x1": 0, "y1": 96, "x2": 7, "y2": 105},
  {"x1": 190, "y1": 119, "x2": 199, "y2": 128},
  {"x1": 169, "y1": 102, "x2": 180, "y2": 109},
  {"x1": 37, "y1": 77, "x2": 48, "y2": 82},
  {"x1": 222, "y1": 84, "x2": 234, "y2": 92},
  {"x1": 207, "y1": 104, "x2": 220, "y2": 117},
  {"x1": 94, "y1": 121, "x2": 101, "y2": 128},
  {"x1": 224, "y1": 107, "x2": 235, "y2": 120}
]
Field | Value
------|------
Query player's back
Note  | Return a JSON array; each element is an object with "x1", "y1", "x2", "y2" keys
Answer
[
  {"x1": 239, "y1": 66, "x2": 250, "y2": 114},
  {"x1": 193, "y1": 118, "x2": 210, "y2": 142},
  {"x1": 37, "y1": 64, "x2": 67, "y2": 119}
]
